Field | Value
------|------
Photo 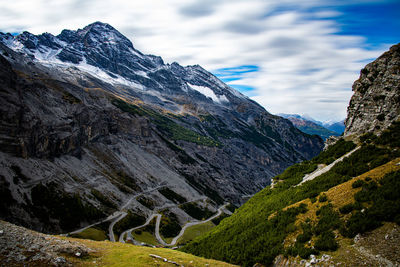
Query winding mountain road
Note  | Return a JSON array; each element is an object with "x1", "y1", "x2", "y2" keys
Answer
[
  {"x1": 165, "y1": 203, "x2": 228, "y2": 246},
  {"x1": 108, "y1": 185, "x2": 166, "y2": 242},
  {"x1": 119, "y1": 204, "x2": 228, "y2": 247},
  {"x1": 119, "y1": 213, "x2": 159, "y2": 243}
]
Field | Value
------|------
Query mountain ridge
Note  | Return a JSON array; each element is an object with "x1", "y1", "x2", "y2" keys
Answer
[
  {"x1": 0, "y1": 22, "x2": 323, "y2": 236},
  {"x1": 278, "y1": 113, "x2": 340, "y2": 140}
]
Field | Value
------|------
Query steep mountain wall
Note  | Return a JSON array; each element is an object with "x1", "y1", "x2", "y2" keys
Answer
[{"x1": 345, "y1": 43, "x2": 400, "y2": 137}]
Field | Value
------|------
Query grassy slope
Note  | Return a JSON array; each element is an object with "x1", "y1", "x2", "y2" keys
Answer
[
  {"x1": 70, "y1": 227, "x2": 107, "y2": 241},
  {"x1": 65, "y1": 237, "x2": 236, "y2": 267},
  {"x1": 182, "y1": 122, "x2": 400, "y2": 266},
  {"x1": 177, "y1": 221, "x2": 215, "y2": 245},
  {"x1": 281, "y1": 158, "x2": 400, "y2": 265}
]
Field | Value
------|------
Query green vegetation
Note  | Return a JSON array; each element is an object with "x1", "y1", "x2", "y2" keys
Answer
[
  {"x1": 70, "y1": 227, "x2": 107, "y2": 241},
  {"x1": 285, "y1": 220, "x2": 317, "y2": 259},
  {"x1": 136, "y1": 195, "x2": 155, "y2": 210},
  {"x1": 314, "y1": 204, "x2": 341, "y2": 235},
  {"x1": 211, "y1": 213, "x2": 230, "y2": 226},
  {"x1": 114, "y1": 171, "x2": 141, "y2": 192},
  {"x1": 113, "y1": 211, "x2": 146, "y2": 237},
  {"x1": 340, "y1": 170, "x2": 400, "y2": 237},
  {"x1": 112, "y1": 98, "x2": 220, "y2": 147},
  {"x1": 318, "y1": 193, "x2": 328, "y2": 202},
  {"x1": 182, "y1": 123, "x2": 400, "y2": 266},
  {"x1": 339, "y1": 203, "x2": 356, "y2": 214},
  {"x1": 314, "y1": 230, "x2": 338, "y2": 251},
  {"x1": 180, "y1": 202, "x2": 215, "y2": 220},
  {"x1": 177, "y1": 221, "x2": 215, "y2": 245},
  {"x1": 30, "y1": 182, "x2": 104, "y2": 232},
  {"x1": 158, "y1": 188, "x2": 187, "y2": 204},
  {"x1": 225, "y1": 203, "x2": 236, "y2": 213},
  {"x1": 179, "y1": 172, "x2": 225, "y2": 205},
  {"x1": 159, "y1": 211, "x2": 181, "y2": 238},
  {"x1": 351, "y1": 179, "x2": 365, "y2": 189},
  {"x1": 311, "y1": 139, "x2": 356, "y2": 165},
  {"x1": 67, "y1": 237, "x2": 236, "y2": 267},
  {"x1": 91, "y1": 189, "x2": 117, "y2": 209},
  {"x1": 132, "y1": 230, "x2": 159, "y2": 246}
]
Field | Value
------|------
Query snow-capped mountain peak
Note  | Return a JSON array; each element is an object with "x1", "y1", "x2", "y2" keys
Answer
[{"x1": 0, "y1": 22, "x2": 252, "y2": 113}]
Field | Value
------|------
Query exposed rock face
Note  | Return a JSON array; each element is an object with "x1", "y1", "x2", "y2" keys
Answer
[
  {"x1": 345, "y1": 43, "x2": 400, "y2": 137},
  {"x1": 0, "y1": 22, "x2": 323, "y2": 234}
]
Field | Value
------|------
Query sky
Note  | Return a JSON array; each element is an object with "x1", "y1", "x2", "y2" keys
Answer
[{"x1": 0, "y1": 0, "x2": 399, "y2": 122}]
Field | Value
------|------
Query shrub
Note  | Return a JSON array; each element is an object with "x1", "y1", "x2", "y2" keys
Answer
[
  {"x1": 312, "y1": 139, "x2": 356, "y2": 165},
  {"x1": 351, "y1": 179, "x2": 365, "y2": 189},
  {"x1": 114, "y1": 211, "x2": 146, "y2": 236},
  {"x1": 342, "y1": 210, "x2": 382, "y2": 238},
  {"x1": 160, "y1": 211, "x2": 181, "y2": 238},
  {"x1": 158, "y1": 188, "x2": 187, "y2": 204},
  {"x1": 339, "y1": 203, "x2": 354, "y2": 214},
  {"x1": 180, "y1": 202, "x2": 215, "y2": 220},
  {"x1": 296, "y1": 223, "x2": 312, "y2": 243},
  {"x1": 319, "y1": 194, "x2": 328, "y2": 202},
  {"x1": 314, "y1": 231, "x2": 338, "y2": 251},
  {"x1": 136, "y1": 195, "x2": 155, "y2": 209}
]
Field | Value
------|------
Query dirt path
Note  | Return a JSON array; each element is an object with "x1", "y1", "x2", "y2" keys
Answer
[{"x1": 298, "y1": 146, "x2": 360, "y2": 186}]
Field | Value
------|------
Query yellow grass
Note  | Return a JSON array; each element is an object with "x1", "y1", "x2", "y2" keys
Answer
[{"x1": 282, "y1": 158, "x2": 400, "y2": 246}]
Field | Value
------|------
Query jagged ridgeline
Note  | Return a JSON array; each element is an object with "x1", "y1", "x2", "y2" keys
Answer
[
  {"x1": 181, "y1": 122, "x2": 400, "y2": 266},
  {"x1": 0, "y1": 22, "x2": 322, "y2": 234}
]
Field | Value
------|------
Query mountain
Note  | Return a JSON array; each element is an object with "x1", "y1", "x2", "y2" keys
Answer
[
  {"x1": 279, "y1": 114, "x2": 340, "y2": 140},
  {"x1": 182, "y1": 43, "x2": 400, "y2": 266},
  {"x1": 323, "y1": 120, "x2": 345, "y2": 135},
  {"x1": 0, "y1": 21, "x2": 322, "y2": 236}
]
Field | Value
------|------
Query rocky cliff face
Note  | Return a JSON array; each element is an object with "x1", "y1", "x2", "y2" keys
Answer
[
  {"x1": 0, "y1": 22, "x2": 323, "y2": 234},
  {"x1": 345, "y1": 43, "x2": 400, "y2": 137}
]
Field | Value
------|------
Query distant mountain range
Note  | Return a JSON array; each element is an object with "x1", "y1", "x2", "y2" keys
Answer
[{"x1": 278, "y1": 114, "x2": 344, "y2": 140}]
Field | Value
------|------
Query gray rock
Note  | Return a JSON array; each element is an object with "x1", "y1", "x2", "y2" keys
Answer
[
  {"x1": 354, "y1": 233, "x2": 362, "y2": 243},
  {"x1": 344, "y1": 43, "x2": 400, "y2": 137},
  {"x1": 54, "y1": 256, "x2": 66, "y2": 264},
  {"x1": 310, "y1": 254, "x2": 317, "y2": 264}
]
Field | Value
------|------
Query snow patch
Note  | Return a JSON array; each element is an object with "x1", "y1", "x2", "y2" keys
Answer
[
  {"x1": 188, "y1": 83, "x2": 221, "y2": 103},
  {"x1": 218, "y1": 95, "x2": 229, "y2": 103},
  {"x1": 2, "y1": 38, "x2": 23, "y2": 51},
  {"x1": 76, "y1": 59, "x2": 145, "y2": 90}
]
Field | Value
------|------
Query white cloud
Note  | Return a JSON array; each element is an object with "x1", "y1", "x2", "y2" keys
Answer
[{"x1": 0, "y1": 0, "x2": 390, "y2": 122}]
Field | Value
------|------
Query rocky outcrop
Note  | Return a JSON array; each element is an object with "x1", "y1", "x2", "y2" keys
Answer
[
  {"x1": 0, "y1": 220, "x2": 92, "y2": 266},
  {"x1": 345, "y1": 43, "x2": 400, "y2": 137}
]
